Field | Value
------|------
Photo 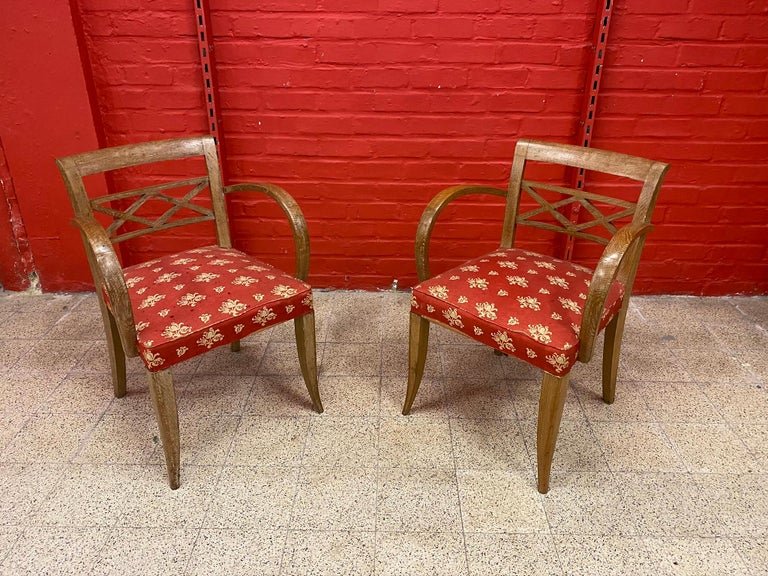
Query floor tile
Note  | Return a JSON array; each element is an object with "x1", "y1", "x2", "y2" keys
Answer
[
  {"x1": 90, "y1": 527, "x2": 197, "y2": 576},
  {"x1": 377, "y1": 468, "x2": 461, "y2": 532},
  {"x1": 74, "y1": 413, "x2": 157, "y2": 464},
  {"x1": 508, "y1": 380, "x2": 585, "y2": 422},
  {"x1": 178, "y1": 373, "x2": 254, "y2": 416},
  {"x1": 246, "y1": 375, "x2": 321, "y2": 416},
  {"x1": 0, "y1": 369, "x2": 68, "y2": 414},
  {"x1": 520, "y1": 420, "x2": 609, "y2": 472},
  {"x1": 0, "y1": 527, "x2": 109, "y2": 575},
  {"x1": 693, "y1": 473, "x2": 768, "y2": 536},
  {"x1": 195, "y1": 341, "x2": 267, "y2": 375},
  {"x1": 290, "y1": 467, "x2": 377, "y2": 531},
  {"x1": 378, "y1": 418, "x2": 453, "y2": 469},
  {"x1": 457, "y1": 469, "x2": 548, "y2": 533},
  {"x1": 732, "y1": 537, "x2": 768, "y2": 576},
  {"x1": 12, "y1": 339, "x2": 92, "y2": 373},
  {"x1": 36, "y1": 372, "x2": 113, "y2": 414},
  {"x1": 555, "y1": 534, "x2": 655, "y2": 576},
  {"x1": 0, "y1": 527, "x2": 21, "y2": 565},
  {"x1": 640, "y1": 381, "x2": 723, "y2": 422},
  {"x1": 701, "y1": 381, "x2": 768, "y2": 423},
  {"x1": 318, "y1": 376, "x2": 380, "y2": 417},
  {"x1": 0, "y1": 464, "x2": 63, "y2": 526},
  {"x1": 2, "y1": 413, "x2": 98, "y2": 463},
  {"x1": 440, "y1": 345, "x2": 505, "y2": 380},
  {"x1": 381, "y1": 377, "x2": 446, "y2": 418},
  {"x1": 464, "y1": 533, "x2": 562, "y2": 576},
  {"x1": 226, "y1": 416, "x2": 310, "y2": 466},
  {"x1": 443, "y1": 379, "x2": 518, "y2": 420},
  {"x1": 258, "y1": 341, "x2": 305, "y2": 376},
  {"x1": 662, "y1": 422, "x2": 759, "y2": 473},
  {"x1": 644, "y1": 537, "x2": 751, "y2": 576},
  {"x1": 320, "y1": 342, "x2": 381, "y2": 377},
  {"x1": 451, "y1": 418, "x2": 529, "y2": 470},
  {"x1": 730, "y1": 423, "x2": 768, "y2": 472},
  {"x1": 374, "y1": 531, "x2": 468, "y2": 576},
  {"x1": 591, "y1": 422, "x2": 685, "y2": 472},
  {"x1": 282, "y1": 530, "x2": 375, "y2": 576},
  {"x1": 151, "y1": 414, "x2": 239, "y2": 466},
  {"x1": 573, "y1": 378, "x2": 653, "y2": 422},
  {"x1": 187, "y1": 529, "x2": 284, "y2": 576}
]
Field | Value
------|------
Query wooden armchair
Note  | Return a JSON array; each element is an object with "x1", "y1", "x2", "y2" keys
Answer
[
  {"x1": 404, "y1": 139, "x2": 669, "y2": 493},
  {"x1": 57, "y1": 136, "x2": 322, "y2": 489}
]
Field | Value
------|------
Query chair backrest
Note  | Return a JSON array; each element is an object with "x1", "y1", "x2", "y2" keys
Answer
[
  {"x1": 501, "y1": 139, "x2": 669, "y2": 248},
  {"x1": 56, "y1": 136, "x2": 232, "y2": 248}
]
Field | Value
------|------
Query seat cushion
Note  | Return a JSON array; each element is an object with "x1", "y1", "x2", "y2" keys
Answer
[
  {"x1": 411, "y1": 248, "x2": 625, "y2": 376},
  {"x1": 123, "y1": 246, "x2": 312, "y2": 372}
]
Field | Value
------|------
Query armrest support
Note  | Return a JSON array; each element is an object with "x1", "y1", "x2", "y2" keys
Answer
[
  {"x1": 416, "y1": 185, "x2": 507, "y2": 282},
  {"x1": 578, "y1": 223, "x2": 653, "y2": 363},
  {"x1": 224, "y1": 183, "x2": 310, "y2": 281},
  {"x1": 73, "y1": 216, "x2": 138, "y2": 356}
]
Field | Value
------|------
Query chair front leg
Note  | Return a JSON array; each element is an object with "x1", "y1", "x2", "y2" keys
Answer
[
  {"x1": 97, "y1": 296, "x2": 127, "y2": 398},
  {"x1": 602, "y1": 303, "x2": 629, "y2": 404},
  {"x1": 402, "y1": 313, "x2": 430, "y2": 415},
  {"x1": 148, "y1": 370, "x2": 180, "y2": 490},
  {"x1": 536, "y1": 371, "x2": 569, "y2": 494},
  {"x1": 294, "y1": 312, "x2": 323, "y2": 413}
]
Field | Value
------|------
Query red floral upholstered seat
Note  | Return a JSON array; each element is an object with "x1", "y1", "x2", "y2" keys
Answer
[
  {"x1": 412, "y1": 248, "x2": 624, "y2": 376},
  {"x1": 123, "y1": 246, "x2": 313, "y2": 372}
]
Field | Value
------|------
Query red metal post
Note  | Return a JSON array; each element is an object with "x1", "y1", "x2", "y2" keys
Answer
[
  {"x1": 194, "y1": 0, "x2": 226, "y2": 182},
  {"x1": 563, "y1": 0, "x2": 614, "y2": 260}
]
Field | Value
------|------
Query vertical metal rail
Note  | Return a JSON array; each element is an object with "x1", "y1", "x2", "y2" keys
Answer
[
  {"x1": 563, "y1": 0, "x2": 614, "y2": 260},
  {"x1": 194, "y1": 0, "x2": 227, "y2": 182}
]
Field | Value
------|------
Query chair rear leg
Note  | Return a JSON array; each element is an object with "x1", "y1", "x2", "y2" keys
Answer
[
  {"x1": 294, "y1": 313, "x2": 323, "y2": 413},
  {"x1": 97, "y1": 296, "x2": 127, "y2": 398},
  {"x1": 602, "y1": 305, "x2": 628, "y2": 405},
  {"x1": 536, "y1": 371, "x2": 569, "y2": 494},
  {"x1": 402, "y1": 313, "x2": 430, "y2": 415},
  {"x1": 148, "y1": 370, "x2": 180, "y2": 490},
  {"x1": 230, "y1": 340, "x2": 241, "y2": 352}
]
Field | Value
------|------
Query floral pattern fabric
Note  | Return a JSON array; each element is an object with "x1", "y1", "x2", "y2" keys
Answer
[
  {"x1": 411, "y1": 248, "x2": 625, "y2": 376},
  {"x1": 122, "y1": 246, "x2": 312, "y2": 372}
]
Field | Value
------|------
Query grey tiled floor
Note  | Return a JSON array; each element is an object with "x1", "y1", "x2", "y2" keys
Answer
[{"x1": 0, "y1": 290, "x2": 767, "y2": 575}]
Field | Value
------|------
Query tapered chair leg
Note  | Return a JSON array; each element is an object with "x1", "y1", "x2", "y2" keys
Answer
[
  {"x1": 536, "y1": 371, "x2": 569, "y2": 494},
  {"x1": 402, "y1": 313, "x2": 430, "y2": 415},
  {"x1": 98, "y1": 297, "x2": 127, "y2": 399},
  {"x1": 230, "y1": 340, "x2": 241, "y2": 352},
  {"x1": 294, "y1": 312, "x2": 323, "y2": 413},
  {"x1": 148, "y1": 370, "x2": 180, "y2": 490},
  {"x1": 602, "y1": 304, "x2": 628, "y2": 405}
]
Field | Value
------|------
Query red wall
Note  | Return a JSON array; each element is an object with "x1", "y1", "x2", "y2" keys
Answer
[{"x1": 3, "y1": 0, "x2": 767, "y2": 294}]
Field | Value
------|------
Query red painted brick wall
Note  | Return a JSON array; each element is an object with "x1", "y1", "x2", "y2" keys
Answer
[{"x1": 66, "y1": 0, "x2": 768, "y2": 294}]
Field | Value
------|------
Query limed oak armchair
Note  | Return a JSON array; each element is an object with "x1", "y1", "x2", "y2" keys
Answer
[
  {"x1": 404, "y1": 139, "x2": 669, "y2": 493},
  {"x1": 57, "y1": 136, "x2": 322, "y2": 489}
]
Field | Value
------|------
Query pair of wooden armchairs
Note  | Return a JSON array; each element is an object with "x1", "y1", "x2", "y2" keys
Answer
[{"x1": 57, "y1": 136, "x2": 668, "y2": 493}]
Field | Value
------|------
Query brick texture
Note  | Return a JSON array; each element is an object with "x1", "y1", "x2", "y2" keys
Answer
[{"x1": 74, "y1": 0, "x2": 768, "y2": 295}]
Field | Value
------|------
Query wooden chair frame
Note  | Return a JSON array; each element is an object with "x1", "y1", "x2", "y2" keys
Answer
[
  {"x1": 405, "y1": 139, "x2": 669, "y2": 493},
  {"x1": 57, "y1": 136, "x2": 322, "y2": 489}
]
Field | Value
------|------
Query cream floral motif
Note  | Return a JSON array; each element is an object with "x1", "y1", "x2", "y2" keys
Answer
[
  {"x1": 178, "y1": 293, "x2": 205, "y2": 307},
  {"x1": 468, "y1": 278, "x2": 489, "y2": 290},
  {"x1": 125, "y1": 276, "x2": 144, "y2": 288},
  {"x1": 143, "y1": 350, "x2": 164, "y2": 368},
  {"x1": 227, "y1": 268, "x2": 238, "y2": 273},
  {"x1": 214, "y1": 286, "x2": 225, "y2": 294},
  {"x1": 551, "y1": 312, "x2": 563, "y2": 320},
  {"x1": 162, "y1": 322, "x2": 192, "y2": 340},
  {"x1": 272, "y1": 285, "x2": 298, "y2": 298},
  {"x1": 563, "y1": 343, "x2": 572, "y2": 350},
  {"x1": 199, "y1": 313, "x2": 212, "y2": 323},
  {"x1": 507, "y1": 316, "x2": 519, "y2": 326},
  {"x1": 497, "y1": 289, "x2": 508, "y2": 296},
  {"x1": 566, "y1": 271, "x2": 576, "y2": 277},
  {"x1": 498, "y1": 261, "x2": 518, "y2": 269},
  {"x1": 194, "y1": 273, "x2": 220, "y2": 283},
  {"x1": 197, "y1": 328, "x2": 224, "y2": 349},
  {"x1": 517, "y1": 296, "x2": 541, "y2": 311},
  {"x1": 135, "y1": 321, "x2": 150, "y2": 332},
  {"x1": 253, "y1": 307, "x2": 277, "y2": 326},
  {"x1": 188, "y1": 248, "x2": 208, "y2": 254},
  {"x1": 155, "y1": 272, "x2": 182, "y2": 284},
  {"x1": 302, "y1": 294, "x2": 314, "y2": 308},
  {"x1": 144, "y1": 340, "x2": 154, "y2": 347},
  {"x1": 450, "y1": 275, "x2": 461, "y2": 280},
  {"x1": 526, "y1": 348, "x2": 537, "y2": 358},
  {"x1": 176, "y1": 346, "x2": 188, "y2": 357},
  {"x1": 527, "y1": 269, "x2": 539, "y2": 275},
  {"x1": 152, "y1": 267, "x2": 163, "y2": 273},
  {"x1": 559, "y1": 297, "x2": 581, "y2": 313},
  {"x1": 171, "y1": 258, "x2": 195, "y2": 265},
  {"x1": 246, "y1": 265, "x2": 269, "y2": 272},
  {"x1": 571, "y1": 322, "x2": 581, "y2": 334},
  {"x1": 158, "y1": 309, "x2": 170, "y2": 317},
  {"x1": 547, "y1": 276, "x2": 569, "y2": 288},
  {"x1": 426, "y1": 304, "x2": 435, "y2": 313},
  {"x1": 473, "y1": 326, "x2": 483, "y2": 335},
  {"x1": 491, "y1": 330, "x2": 515, "y2": 351},
  {"x1": 139, "y1": 294, "x2": 165, "y2": 309},
  {"x1": 545, "y1": 353, "x2": 569, "y2": 373},
  {"x1": 535, "y1": 261, "x2": 555, "y2": 269},
  {"x1": 507, "y1": 276, "x2": 528, "y2": 287},
  {"x1": 209, "y1": 259, "x2": 233, "y2": 266},
  {"x1": 219, "y1": 299, "x2": 247, "y2": 316},
  {"x1": 457, "y1": 296, "x2": 469, "y2": 304},
  {"x1": 443, "y1": 308, "x2": 464, "y2": 328},
  {"x1": 136, "y1": 287, "x2": 147, "y2": 295},
  {"x1": 479, "y1": 259, "x2": 490, "y2": 262},
  {"x1": 528, "y1": 324, "x2": 552, "y2": 344},
  {"x1": 285, "y1": 305, "x2": 295, "y2": 314},
  {"x1": 190, "y1": 266, "x2": 200, "y2": 271},
  {"x1": 487, "y1": 270, "x2": 499, "y2": 276},
  {"x1": 266, "y1": 275, "x2": 276, "y2": 280},
  {"x1": 428, "y1": 285, "x2": 450, "y2": 300},
  {"x1": 579, "y1": 293, "x2": 587, "y2": 300},
  {"x1": 460, "y1": 265, "x2": 479, "y2": 272},
  {"x1": 232, "y1": 276, "x2": 257, "y2": 287},
  {"x1": 136, "y1": 259, "x2": 160, "y2": 269},
  {"x1": 475, "y1": 302, "x2": 498, "y2": 320},
  {"x1": 234, "y1": 324, "x2": 244, "y2": 334},
  {"x1": 410, "y1": 295, "x2": 419, "y2": 309},
  {"x1": 539, "y1": 288, "x2": 550, "y2": 295},
  {"x1": 173, "y1": 284, "x2": 185, "y2": 291},
  {"x1": 583, "y1": 279, "x2": 591, "y2": 287},
  {"x1": 253, "y1": 294, "x2": 265, "y2": 302}
]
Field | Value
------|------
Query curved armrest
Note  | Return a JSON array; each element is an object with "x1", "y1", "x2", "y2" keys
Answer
[
  {"x1": 416, "y1": 185, "x2": 507, "y2": 281},
  {"x1": 578, "y1": 223, "x2": 653, "y2": 363},
  {"x1": 73, "y1": 216, "x2": 138, "y2": 356},
  {"x1": 224, "y1": 183, "x2": 310, "y2": 281}
]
